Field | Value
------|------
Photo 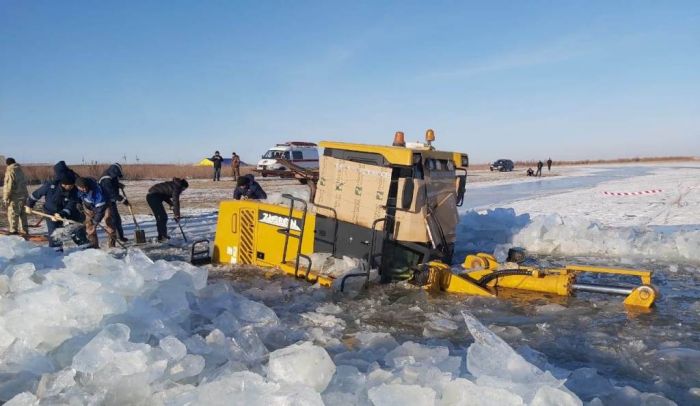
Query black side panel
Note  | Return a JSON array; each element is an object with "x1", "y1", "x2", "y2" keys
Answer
[
  {"x1": 314, "y1": 216, "x2": 383, "y2": 260},
  {"x1": 315, "y1": 215, "x2": 439, "y2": 282},
  {"x1": 380, "y1": 240, "x2": 430, "y2": 283},
  {"x1": 324, "y1": 148, "x2": 388, "y2": 167}
]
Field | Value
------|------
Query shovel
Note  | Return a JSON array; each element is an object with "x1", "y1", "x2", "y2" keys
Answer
[
  {"x1": 26, "y1": 208, "x2": 84, "y2": 245},
  {"x1": 27, "y1": 208, "x2": 81, "y2": 225},
  {"x1": 174, "y1": 216, "x2": 188, "y2": 242},
  {"x1": 27, "y1": 208, "x2": 126, "y2": 248},
  {"x1": 120, "y1": 187, "x2": 146, "y2": 244}
]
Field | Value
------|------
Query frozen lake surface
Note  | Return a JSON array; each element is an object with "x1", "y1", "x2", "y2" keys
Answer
[{"x1": 462, "y1": 166, "x2": 654, "y2": 210}]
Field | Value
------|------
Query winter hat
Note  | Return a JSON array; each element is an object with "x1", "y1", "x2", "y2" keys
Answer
[
  {"x1": 75, "y1": 177, "x2": 90, "y2": 189},
  {"x1": 236, "y1": 177, "x2": 250, "y2": 187},
  {"x1": 60, "y1": 176, "x2": 75, "y2": 186}
]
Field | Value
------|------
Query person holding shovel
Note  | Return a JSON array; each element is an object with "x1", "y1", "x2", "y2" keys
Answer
[
  {"x1": 26, "y1": 175, "x2": 87, "y2": 249},
  {"x1": 146, "y1": 177, "x2": 189, "y2": 242},
  {"x1": 75, "y1": 177, "x2": 116, "y2": 248},
  {"x1": 99, "y1": 163, "x2": 129, "y2": 243}
]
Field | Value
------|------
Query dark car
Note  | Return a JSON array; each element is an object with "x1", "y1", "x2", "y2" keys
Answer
[{"x1": 490, "y1": 159, "x2": 514, "y2": 172}]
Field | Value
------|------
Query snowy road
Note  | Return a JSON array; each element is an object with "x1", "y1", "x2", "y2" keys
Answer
[{"x1": 1, "y1": 163, "x2": 699, "y2": 405}]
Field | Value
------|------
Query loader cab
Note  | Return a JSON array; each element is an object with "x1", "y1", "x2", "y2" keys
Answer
[{"x1": 312, "y1": 131, "x2": 468, "y2": 282}]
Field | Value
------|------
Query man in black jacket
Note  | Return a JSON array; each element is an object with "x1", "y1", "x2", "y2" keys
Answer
[
  {"x1": 147, "y1": 178, "x2": 189, "y2": 242},
  {"x1": 233, "y1": 174, "x2": 267, "y2": 200},
  {"x1": 26, "y1": 176, "x2": 87, "y2": 249},
  {"x1": 211, "y1": 151, "x2": 224, "y2": 181},
  {"x1": 99, "y1": 163, "x2": 129, "y2": 243},
  {"x1": 536, "y1": 160, "x2": 544, "y2": 177}
]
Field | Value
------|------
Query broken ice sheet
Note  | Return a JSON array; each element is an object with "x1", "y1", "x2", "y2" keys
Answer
[{"x1": 461, "y1": 311, "x2": 580, "y2": 404}]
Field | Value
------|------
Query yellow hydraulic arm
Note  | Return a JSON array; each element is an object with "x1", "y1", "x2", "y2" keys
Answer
[{"x1": 423, "y1": 253, "x2": 657, "y2": 309}]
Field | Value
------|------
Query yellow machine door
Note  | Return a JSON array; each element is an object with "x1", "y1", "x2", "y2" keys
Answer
[
  {"x1": 213, "y1": 200, "x2": 317, "y2": 268},
  {"x1": 213, "y1": 206, "x2": 257, "y2": 265}
]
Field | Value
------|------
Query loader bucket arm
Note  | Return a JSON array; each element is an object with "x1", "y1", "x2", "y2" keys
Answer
[{"x1": 423, "y1": 254, "x2": 657, "y2": 309}]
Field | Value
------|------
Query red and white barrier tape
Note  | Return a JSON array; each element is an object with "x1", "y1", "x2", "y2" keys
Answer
[{"x1": 602, "y1": 189, "x2": 663, "y2": 196}]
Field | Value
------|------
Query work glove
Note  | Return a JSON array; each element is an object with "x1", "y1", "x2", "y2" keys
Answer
[
  {"x1": 52, "y1": 213, "x2": 64, "y2": 222},
  {"x1": 24, "y1": 206, "x2": 33, "y2": 214},
  {"x1": 122, "y1": 199, "x2": 130, "y2": 206}
]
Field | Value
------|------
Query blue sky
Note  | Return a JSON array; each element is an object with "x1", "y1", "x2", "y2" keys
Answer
[{"x1": 1, "y1": 1, "x2": 698, "y2": 164}]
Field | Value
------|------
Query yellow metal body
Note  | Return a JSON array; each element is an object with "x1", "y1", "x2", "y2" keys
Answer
[
  {"x1": 424, "y1": 262, "x2": 494, "y2": 297},
  {"x1": 213, "y1": 200, "x2": 334, "y2": 287},
  {"x1": 623, "y1": 286, "x2": 656, "y2": 308},
  {"x1": 565, "y1": 264, "x2": 652, "y2": 286}
]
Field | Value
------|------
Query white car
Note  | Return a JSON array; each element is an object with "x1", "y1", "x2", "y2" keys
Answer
[{"x1": 256, "y1": 142, "x2": 319, "y2": 177}]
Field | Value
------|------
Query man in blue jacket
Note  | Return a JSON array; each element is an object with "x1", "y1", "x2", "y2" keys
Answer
[
  {"x1": 233, "y1": 174, "x2": 267, "y2": 200},
  {"x1": 99, "y1": 163, "x2": 129, "y2": 243},
  {"x1": 75, "y1": 177, "x2": 116, "y2": 248},
  {"x1": 26, "y1": 176, "x2": 87, "y2": 249}
]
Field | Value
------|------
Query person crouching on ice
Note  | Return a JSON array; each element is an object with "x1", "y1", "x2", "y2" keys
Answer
[
  {"x1": 233, "y1": 174, "x2": 267, "y2": 200},
  {"x1": 146, "y1": 177, "x2": 189, "y2": 242},
  {"x1": 26, "y1": 175, "x2": 88, "y2": 250},
  {"x1": 75, "y1": 177, "x2": 116, "y2": 248}
]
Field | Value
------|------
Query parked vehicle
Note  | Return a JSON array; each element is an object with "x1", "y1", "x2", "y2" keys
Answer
[
  {"x1": 256, "y1": 142, "x2": 319, "y2": 177},
  {"x1": 489, "y1": 159, "x2": 514, "y2": 172}
]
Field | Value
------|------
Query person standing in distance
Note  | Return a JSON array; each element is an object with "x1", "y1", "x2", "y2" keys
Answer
[
  {"x1": 211, "y1": 151, "x2": 224, "y2": 181},
  {"x1": 231, "y1": 152, "x2": 241, "y2": 181}
]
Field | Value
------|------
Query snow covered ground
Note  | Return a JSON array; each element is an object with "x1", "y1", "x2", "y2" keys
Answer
[
  {"x1": 460, "y1": 164, "x2": 700, "y2": 263},
  {"x1": 1, "y1": 163, "x2": 699, "y2": 405}
]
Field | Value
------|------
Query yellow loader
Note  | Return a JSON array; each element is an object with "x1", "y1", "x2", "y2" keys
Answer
[{"x1": 191, "y1": 130, "x2": 656, "y2": 309}]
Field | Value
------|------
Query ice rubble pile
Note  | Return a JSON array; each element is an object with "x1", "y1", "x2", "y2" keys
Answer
[
  {"x1": 0, "y1": 235, "x2": 667, "y2": 405},
  {"x1": 459, "y1": 208, "x2": 700, "y2": 263},
  {"x1": 309, "y1": 252, "x2": 366, "y2": 278}
]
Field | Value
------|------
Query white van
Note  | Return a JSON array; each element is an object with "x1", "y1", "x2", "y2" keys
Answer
[{"x1": 256, "y1": 142, "x2": 319, "y2": 176}]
